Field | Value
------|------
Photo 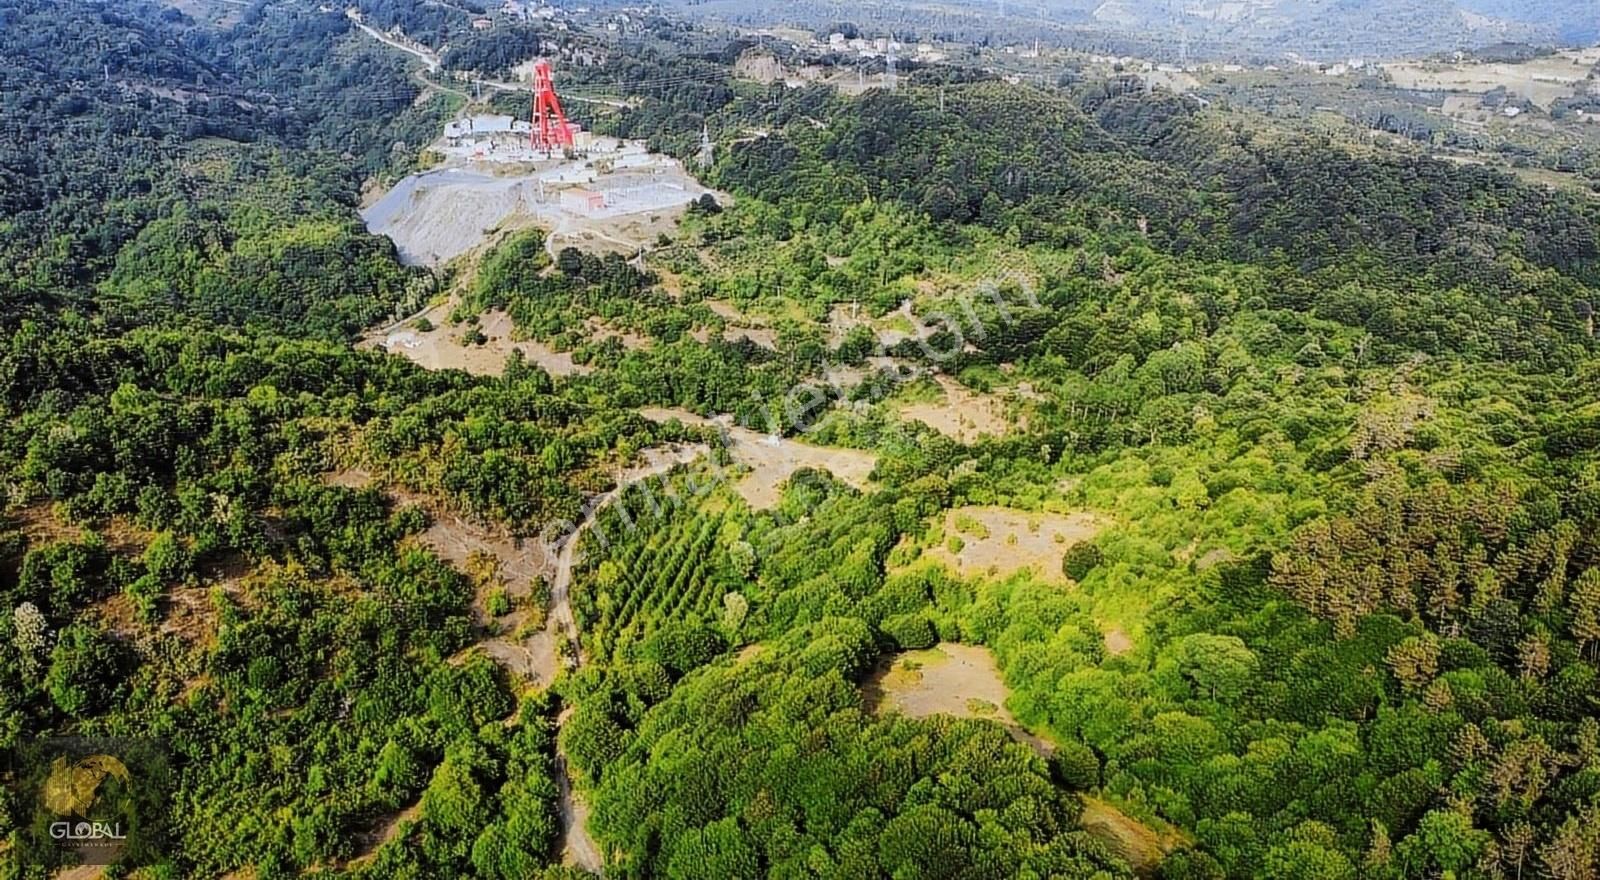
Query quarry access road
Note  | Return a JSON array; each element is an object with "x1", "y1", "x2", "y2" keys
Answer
[{"x1": 347, "y1": 13, "x2": 631, "y2": 108}]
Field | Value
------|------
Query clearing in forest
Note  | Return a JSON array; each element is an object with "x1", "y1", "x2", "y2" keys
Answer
[
  {"x1": 639, "y1": 407, "x2": 878, "y2": 508},
  {"x1": 363, "y1": 305, "x2": 594, "y2": 378},
  {"x1": 863, "y1": 643, "x2": 1054, "y2": 756},
  {"x1": 925, "y1": 506, "x2": 1103, "y2": 582},
  {"x1": 895, "y1": 375, "x2": 1027, "y2": 443},
  {"x1": 321, "y1": 469, "x2": 561, "y2": 685},
  {"x1": 827, "y1": 299, "x2": 928, "y2": 348},
  {"x1": 865, "y1": 643, "x2": 1179, "y2": 874},
  {"x1": 693, "y1": 298, "x2": 780, "y2": 350}
]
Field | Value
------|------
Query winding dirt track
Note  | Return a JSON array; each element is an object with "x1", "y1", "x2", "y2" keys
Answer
[
  {"x1": 544, "y1": 444, "x2": 706, "y2": 875},
  {"x1": 355, "y1": 321, "x2": 706, "y2": 875}
]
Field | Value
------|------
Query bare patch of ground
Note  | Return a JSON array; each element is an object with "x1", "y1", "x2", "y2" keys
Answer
[
  {"x1": 1080, "y1": 797, "x2": 1184, "y2": 877},
  {"x1": 699, "y1": 298, "x2": 779, "y2": 350},
  {"x1": 639, "y1": 408, "x2": 878, "y2": 509},
  {"x1": 346, "y1": 801, "x2": 423, "y2": 868},
  {"x1": 896, "y1": 375, "x2": 1028, "y2": 443},
  {"x1": 416, "y1": 516, "x2": 549, "y2": 590},
  {"x1": 584, "y1": 317, "x2": 651, "y2": 351},
  {"x1": 864, "y1": 643, "x2": 1014, "y2": 721},
  {"x1": 9, "y1": 504, "x2": 88, "y2": 546},
  {"x1": 157, "y1": 584, "x2": 235, "y2": 648},
  {"x1": 925, "y1": 506, "x2": 1103, "y2": 582},
  {"x1": 703, "y1": 299, "x2": 748, "y2": 322},
  {"x1": 1383, "y1": 55, "x2": 1591, "y2": 110},
  {"x1": 363, "y1": 303, "x2": 594, "y2": 379},
  {"x1": 324, "y1": 468, "x2": 377, "y2": 490},
  {"x1": 1104, "y1": 627, "x2": 1134, "y2": 657},
  {"x1": 863, "y1": 643, "x2": 1054, "y2": 756},
  {"x1": 475, "y1": 628, "x2": 559, "y2": 683},
  {"x1": 721, "y1": 326, "x2": 779, "y2": 349},
  {"x1": 324, "y1": 466, "x2": 563, "y2": 685},
  {"x1": 1195, "y1": 547, "x2": 1236, "y2": 571},
  {"x1": 827, "y1": 299, "x2": 927, "y2": 348},
  {"x1": 555, "y1": 708, "x2": 604, "y2": 873}
]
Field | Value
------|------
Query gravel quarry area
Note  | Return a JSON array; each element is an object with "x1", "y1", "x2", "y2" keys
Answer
[
  {"x1": 361, "y1": 116, "x2": 717, "y2": 267},
  {"x1": 362, "y1": 169, "x2": 538, "y2": 266}
]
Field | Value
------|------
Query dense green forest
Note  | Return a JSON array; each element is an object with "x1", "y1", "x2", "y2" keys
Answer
[
  {"x1": 0, "y1": 0, "x2": 449, "y2": 334},
  {"x1": 6, "y1": 0, "x2": 1600, "y2": 877}
]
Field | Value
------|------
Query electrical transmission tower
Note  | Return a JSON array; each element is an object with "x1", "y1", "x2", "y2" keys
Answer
[{"x1": 697, "y1": 123, "x2": 714, "y2": 169}]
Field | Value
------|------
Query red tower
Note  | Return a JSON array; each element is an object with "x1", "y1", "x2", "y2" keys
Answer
[{"x1": 530, "y1": 60, "x2": 574, "y2": 153}]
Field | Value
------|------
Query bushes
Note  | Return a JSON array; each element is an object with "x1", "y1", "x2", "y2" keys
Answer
[
  {"x1": 881, "y1": 612, "x2": 936, "y2": 650},
  {"x1": 45, "y1": 624, "x2": 127, "y2": 718},
  {"x1": 1051, "y1": 738, "x2": 1102, "y2": 791},
  {"x1": 1062, "y1": 541, "x2": 1103, "y2": 581}
]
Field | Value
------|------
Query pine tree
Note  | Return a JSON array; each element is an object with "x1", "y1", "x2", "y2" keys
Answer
[{"x1": 1568, "y1": 568, "x2": 1600, "y2": 660}]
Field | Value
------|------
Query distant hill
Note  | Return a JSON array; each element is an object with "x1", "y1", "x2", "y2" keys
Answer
[
  {"x1": 1454, "y1": 0, "x2": 1600, "y2": 44},
  {"x1": 635, "y1": 0, "x2": 1597, "y2": 60}
]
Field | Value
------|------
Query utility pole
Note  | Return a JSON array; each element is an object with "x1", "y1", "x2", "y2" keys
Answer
[{"x1": 886, "y1": 44, "x2": 897, "y2": 92}]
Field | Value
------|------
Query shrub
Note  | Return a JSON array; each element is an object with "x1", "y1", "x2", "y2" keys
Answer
[
  {"x1": 882, "y1": 613, "x2": 937, "y2": 650},
  {"x1": 1050, "y1": 738, "x2": 1101, "y2": 790},
  {"x1": 484, "y1": 589, "x2": 512, "y2": 617},
  {"x1": 1062, "y1": 542, "x2": 1103, "y2": 581}
]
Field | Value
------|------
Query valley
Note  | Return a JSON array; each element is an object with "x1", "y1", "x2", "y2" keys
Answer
[{"x1": 5, "y1": 0, "x2": 1600, "y2": 878}]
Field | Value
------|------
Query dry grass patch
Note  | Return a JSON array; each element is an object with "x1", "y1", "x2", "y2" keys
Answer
[
  {"x1": 896, "y1": 375, "x2": 1027, "y2": 443},
  {"x1": 925, "y1": 506, "x2": 1103, "y2": 582},
  {"x1": 364, "y1": 305, "x2": 594, "y2": 378},
  {"x1": 639, "y1": 408, "x2": 877, "y2": 509},
  {"x1": 862, "y1": 643, "x2": 1054, "y2": 756}
]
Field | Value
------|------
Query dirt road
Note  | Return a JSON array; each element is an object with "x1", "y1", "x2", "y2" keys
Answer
[
  {"x1": 347, "y1": 14, "x2": 629, "y2": 108},
  {"x1": 544, "y1": 444, "x2": 705, "y2": 876},
  {"x1": 547, "y1": 444, "x2": 707, "y2": 658},
  {"x1": 555, "y1": 718, "x2": 604, "y2": 872},
  {"x1": 347, "y1": 12, "x2": 439, "y2": 71}
]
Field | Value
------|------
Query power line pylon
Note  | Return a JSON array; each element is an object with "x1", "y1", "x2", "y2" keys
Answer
[{"x1": 697, "y1": 122, "x2": 714, "y2": 169}]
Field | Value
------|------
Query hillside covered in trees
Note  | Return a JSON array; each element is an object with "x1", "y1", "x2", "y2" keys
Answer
[{"x1": 5, "y1": 0, "x2": 1600, "y2": 878}]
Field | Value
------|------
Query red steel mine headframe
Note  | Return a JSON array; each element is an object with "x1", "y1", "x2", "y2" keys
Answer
[{"x1": 530, "y1": 60, "x2": 574, "y2": 153}]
